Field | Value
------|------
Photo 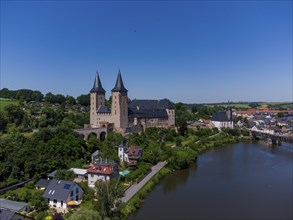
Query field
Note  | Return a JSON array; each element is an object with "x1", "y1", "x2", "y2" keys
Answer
[
  {"x1": 205, "y1": 102, "x2": 292, "y2": 110},
  {"x1": 0, "y1": 98, "x2": 19, "y2": 111},
  {"x1": 204, "y1": 103, "x2": 251, "y2": 109}
]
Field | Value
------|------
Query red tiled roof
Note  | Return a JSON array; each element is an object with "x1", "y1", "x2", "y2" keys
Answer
[
  {"x1": 127, "y1": 146, "x2": 142, "y2": 157},
  {"x1": 87, "y1": 165, "x2": 114, "y2": 175}
]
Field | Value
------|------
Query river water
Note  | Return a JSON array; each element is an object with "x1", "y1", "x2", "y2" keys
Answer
[{"x1": 129, "y1": 142, "x2": 293, "y2": 220}]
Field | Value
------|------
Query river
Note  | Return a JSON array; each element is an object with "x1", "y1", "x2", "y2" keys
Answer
[{"x1": 129, "y1": 142, "x2": 293, "y2": 220}]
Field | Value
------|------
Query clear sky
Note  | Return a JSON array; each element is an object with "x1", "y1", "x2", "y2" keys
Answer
[{"x1": 1, "y1": 0, "x2": 292, "y2": 103}]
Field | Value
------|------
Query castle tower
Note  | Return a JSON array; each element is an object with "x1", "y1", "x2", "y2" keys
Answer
[
  {"x1": 90, "y1": 72, "x2": 106, "y2": 126},
  {"x1": 111, "y1": 70, "x2": 128, "y2": 131}
]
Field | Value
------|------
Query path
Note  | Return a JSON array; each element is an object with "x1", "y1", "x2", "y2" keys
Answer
[
  {"x1": 195, "y1": 132, "x2": 221, "y2": 143},
  {"x1": 121, "y1": 161, "x2": 167, "y2": 203},
  {"x1": 0, "y1": 179, "x2": 33, "y2": 195}
]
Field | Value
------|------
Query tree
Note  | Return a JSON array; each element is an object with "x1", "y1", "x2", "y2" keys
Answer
[
  {"x1": 55, "y1": 170, "x2": 75, "y2": 181},
  {"x1": 66, "y1": 209, "x2": 103, "y2": 220},
  {"x1": 106, "y1": 96, "x2": 112, "y2": 108},
  {"x1": 45, "y1": 92, "x2": 55, "y2": 103},
  {"x1": 66, "y1": 95, "x2": 76, "y2": 105},
  {"x1": 77, "y1": 94, "x2": 90, "y2": 106},
  {"x1": 32, "y1": 90, "x2": 44, "y2": 101},
  {"x1": 249, "y1": 102, "x2": 259, "y2": 108},
  {"x1": 4, "y1": 104, "x2": 24, "y2": 125},
  {"x1": 277, "y1": 112, "x2": 284, "y2": 118},
  {"x1": 30, "y1": 193, "x2": 48, "y2": 212},
  {"x1": 54, "y1": 94, "x2": 66, "y2": 104},
  {"x1": 95, "y1": 179, "x2": 123, "y2": 219},
  {"x1": 0, "y1": 111, "x2": 8, "y2": 132}
]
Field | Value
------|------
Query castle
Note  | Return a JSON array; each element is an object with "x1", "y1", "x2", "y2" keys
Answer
[{"x1": 89, "y1": 70, "x2": 175, "y2": 133}]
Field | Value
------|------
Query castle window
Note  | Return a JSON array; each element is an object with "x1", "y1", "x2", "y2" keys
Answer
[{"x1": 115, "y1": 110, "x2": 117, "y2": 115}]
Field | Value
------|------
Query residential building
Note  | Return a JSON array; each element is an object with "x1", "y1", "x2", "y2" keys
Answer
[
  {"x1": 43, "y1": 179, "x2": 83, "y2": 209},
  {"x1": 0, "y1": 208, "x2": 32, "y2": 220},
  {"x1": 68, "y1": 168, "x2": 87, "y2": 181},
  {"x1": 91, "y1": 150, "x2": 100, "y2": 162},
  {"x1": 87, "y1": 161, "x2": 119, "y2": 187},
  {"x1": 35, "y1": 179, "x2": 51, "y2": 190},
  {"x1": 0, "y1": 199, "x2": 29, "y2": 213},
  {"x1": 118, "y1": 143, "x2": 142, "y2": 169}
]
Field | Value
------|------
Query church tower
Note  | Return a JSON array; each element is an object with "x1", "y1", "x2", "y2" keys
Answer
[
  {"x1": 90, "y1": 72, "x2": 106, "y2": 126},
  {"x1": 111, "y1": 70, "x2": 128, "y2": 132}
]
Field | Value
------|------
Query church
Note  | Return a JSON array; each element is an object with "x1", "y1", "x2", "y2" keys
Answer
[{"x1": 89, "y1": 70, "x2": 175, "y2": 133}]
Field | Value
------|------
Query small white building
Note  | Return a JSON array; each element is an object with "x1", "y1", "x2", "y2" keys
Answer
[
  {"x1": 69, "y1": 168, "x2": 87, "y2": 180},
  {"x1": 43, "y1": 179, "x2": 83, "y2": 209}
]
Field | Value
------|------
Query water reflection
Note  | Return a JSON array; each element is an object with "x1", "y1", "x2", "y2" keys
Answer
[
  {"x1": 129, "y1": 143, "x2": 293, "y2": 220},
  {"x1": 160, "y1": 165, "x2": 196, "y2": 193}
]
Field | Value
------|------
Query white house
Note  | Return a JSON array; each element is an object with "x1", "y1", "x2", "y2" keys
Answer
[
  {"x1": 118, "y1": 143, "x2": 142, "y2": 169},
  {"x1": 43, "y1": 179, "x2": 83, "y2": 209},
  {"x1": 211, "y1": 107, "x2": 234, "y2": 129},
  {"x1": 87, "y1": 161, "x2": 119, "y2": 188}
]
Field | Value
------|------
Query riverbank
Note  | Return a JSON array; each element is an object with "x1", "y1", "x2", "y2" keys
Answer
[
  {"x1": 128, "y1": 142, "x2": 293, "y2": 220},
  {"x1": 121, "y1": 132, "x2": 252, "y2": 219}
]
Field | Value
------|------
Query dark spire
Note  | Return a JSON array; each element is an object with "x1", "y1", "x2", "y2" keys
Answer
[
  {"x1": 111, "y1": 69, "x2": 128, "y2": 92},
  {"x1": 90, "y1": 71, "x2": 106, "y2": 93}
]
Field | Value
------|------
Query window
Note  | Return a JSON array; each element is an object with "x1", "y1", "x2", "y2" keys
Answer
[
  {"x1": 76, "y1": 187, "x2": 79, "y2": 194},
  {"x1": 61, "y1": 200, "x2": 63, "y2": 207},
  {"x1": 91, "y1": 174, "x2": 94, "y2": 177},
  {"x1": 71, "y1": 191, "x2": 73, "y2": 197},
  {"x1": 53, "y1": 199, "x2": 57, "y2": 204},
  {"x1": 64, "y1": 184, "x2": 71, "y2": 189}
]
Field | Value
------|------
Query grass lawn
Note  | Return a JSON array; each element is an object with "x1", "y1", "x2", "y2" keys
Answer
[
  {"x1": 205, "y1": 103, "x2": 251, "y2": 109},
  {"x1": 1, "y1": 184, "x2": 41, "y2": 201},
  {"x1": 165, "y1": 141, "x2": 175, "y2": 147},
  {"x1": 182, "y1": 136, "x2": 196, "y2": 146},
  {"x1": 0, "y1": 98, "x2": 19, "y2": 111},
  {"x1": 23, "y1": 132, "x2": 34, "y2": 138}
]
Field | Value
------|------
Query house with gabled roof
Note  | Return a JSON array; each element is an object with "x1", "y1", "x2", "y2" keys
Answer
[
  {"x1": 43, "y1": 179, "x2": 83, "y2": 209},
  {"x1": 211, "y1": 107, "x2": 233, "y2": 129},
  {"x1": 35, "y1": 178, "x2": 51, "y2": 190},
  {"x1": 87, "y1": 161, "x2": 119, "y2": 187},
  {"x1": 118, "y1": 142, "x2": 142, "y2": 169}
]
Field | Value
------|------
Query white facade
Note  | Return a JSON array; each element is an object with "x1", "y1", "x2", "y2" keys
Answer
[
  {"x1": 45, "y1": 181, "x2": 83, "y2": 209},
  {"x1": 212, "y1": 121, "x2": 234, "y2": 129},
  {"x1": 48, "y1": 199, "x2": 68, "y2": 209},
  {"x1": 118, "y1": 146, "x2": 129, "y2": 163},
  {"x1": 88, "y1": 173, "x2": 111, "y2": 188}
]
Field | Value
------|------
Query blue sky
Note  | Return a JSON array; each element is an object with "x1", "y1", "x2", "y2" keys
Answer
[{"x1": 1, "y1": 0, "x2": 292, "y2": 103}]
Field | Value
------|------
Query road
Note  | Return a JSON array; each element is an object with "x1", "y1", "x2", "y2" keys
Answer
[{"x1": 121, "y1": 161, "x2": 167, "y2": 203}]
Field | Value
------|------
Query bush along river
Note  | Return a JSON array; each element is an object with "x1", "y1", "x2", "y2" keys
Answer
[{"x1": 128, "y1": 142, "x2": 293, "y2": 220}]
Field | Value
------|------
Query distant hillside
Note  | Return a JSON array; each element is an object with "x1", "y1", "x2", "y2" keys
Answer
[{"x1": 187, "y1": 102, "x2": 293, "y2": 111}]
